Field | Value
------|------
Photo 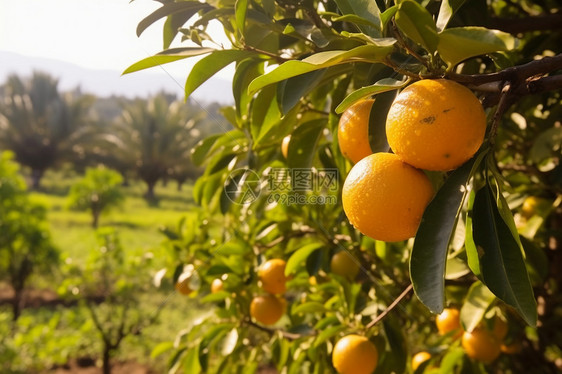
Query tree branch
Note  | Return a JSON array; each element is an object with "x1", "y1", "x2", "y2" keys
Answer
[
  {"x1": 244, "y1": 318, "x2": 308, "y2": 340},
  {"x1": 365, "y1": 283, "x2": 413, "y2": 330},
  {"x1": 491, "y1": 12, "x2": 562, "y2": 34},
  {"x1": 448, "y1": 53, "x2": 562, "y2": 85}
]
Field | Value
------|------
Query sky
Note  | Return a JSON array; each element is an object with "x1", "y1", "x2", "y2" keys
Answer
[{"x1": 0, "y1": 0, "x2": 234, "y2": 98}]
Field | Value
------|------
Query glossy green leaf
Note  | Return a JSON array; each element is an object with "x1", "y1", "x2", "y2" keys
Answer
[
  {"x1": 380, "y1": 5, "x2": 398, "y2": 30},
  {"x1": 439, "y1": 348, "x2": 465, "y2": 374},
  {"x1": 191, "y1": 134, "x2": 222, "y2": 166},
  {"x1": 312, "y1": 324, "x2": 347, "y2": 348},
  {"x1": 472, "y1": 184, "x2": 537, "y2": 326},
  {"x1": 436, "y1": 0, "x2": 467, "y2": 32},
  {"x1": 235, "y1": 0, "x2": 248, "y2": 35},
  {"x1": 183, "y1": 345, "x2": 202, "y2": 374},
  {"x1": 186, "y1": 50, "x2": 256, "y2": 98},
  {"x1": 465, "y1": 189, "x2": 481, "y2": 278},
  {"x1": 122, "y1": 48, "x2": 214, "y2": 75},
  {"x1": 367, "y1": 90, "x2": 396, "y2": 154},
  {"x1": 460, "y1": 281, "x2": 495, "y2": 332},
  {"x1": 248, "y1": 44, "x2": 395, "y2": 94},
  {"x1": 411, "y1": 154, "x2": 483, "y2": 313},
  {"x1": 292, "y1": 301, "x2": 327, "y2": 315},
  {"x1": 250, "y1": 85, "x2": 281, "y2": 145},
  {"x1": 438, "y1": 27, "x2": 518, "y2": 67},
  {"x1": 233, "y1": 59, "x2": 264, "y2": 118},
  {"x1": 335, "y1": 78, "x2": 407, "y2": 114},
  {"x1": 285, "y1": 243, "x2": 325, "y2": 275},
  {"x1": 164, "y1": 10, "x2": 198, "y2": 49},
  {"x1": 136, "y1": 2, "x2": 213, "y2": 37},
  {"x1": 333, "y1": 0, "x2": 382, "y2": 37},
  {"x1": 151, "y1": 341, "x2": 174, "y2": 359},
  {"x1": 395, "y1": 0, "x2": 439, "y2": 53},
  {"x1": 277, "y1": 69, "x2": 326, "y2": 115},
  {"x1": 287, "y1": 119, "x2": 326, "y2": 170},
  {"x1": 382, "y1": 318, "x2": 407, "y2": 374}
]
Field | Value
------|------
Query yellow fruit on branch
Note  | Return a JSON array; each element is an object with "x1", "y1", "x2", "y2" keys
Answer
[
  {"x1": 386, "y1": 79, "x2": 486, "y2": 171},
  {"x1": 342, "y1": 152, "x2": 434, "y2": 242},
  {"x1": 332, "y1": 334, "x2": 378, "y2": 374},
  {"x1": 436, "y1": 308, "x2": 462, "y2": 338},
  {"x1": 462, "y1": 329, "x2": 502, "y2": 363},
  {"x1": 250, "y1": 294, "x2": 285, "y2": 325},
  {"x1": 330, "y1": 251, "x2": 360, "y2": 280},
  {"x1": 338, "y1": 99, "x2": 374, "y2": 164},
  {"x1": 175, "y1": 279, "x2": 192, "y2": 296},
  {"x1": 491, "y1": 316, "x2": 508, "y2": 341},
  {"x1": 412, "y1": 351, "x2": 431, "y2": 371},
  {"x1": 211, "y1": 278, "x2": 223, "y2": 293},
  {"x1": 281, "y1": 135, "x2": 291, "y2": 159},
  {"x1": 258, "y1": 259, "x2": 288, "y2": 295}
]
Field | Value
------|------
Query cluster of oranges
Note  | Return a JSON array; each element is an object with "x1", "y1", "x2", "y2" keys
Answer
[
  {"x1": 411, "y1": 307, "x2": 521, "y2": 369},
  {"x1": 250, "y1": 258, "x2": 288, "y2": 325},
  {"x1": 340, "y1": 79, "x2": 487, "y2": 242}
]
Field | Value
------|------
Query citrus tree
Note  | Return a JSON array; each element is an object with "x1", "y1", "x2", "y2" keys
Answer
[{"x1": 126, "y1": 0, "x2": 562, "y2": 373}]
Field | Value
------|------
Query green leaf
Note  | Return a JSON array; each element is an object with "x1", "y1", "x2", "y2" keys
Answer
[
  {"x1": 185, "y1": 50, "x2": 256, "y2": 98},
  {"x1": 313, "y1": 324, "x2": 347, "y2": 348},
  {"x1": 163, "y1": 10, "x2": 201, "y2": 49},
  {"x1": 122, "y1": 47, "x2": 214, "y2": 75},
  {"x1": 333, "y1": 0, "x2": 382, "y2": 37},
  {"x1": 471, "y1": 184, "x2": 537, "y2": 326},
  {"x1": 436, "y1": 0, "x2": 467, "y2": 32},
  {"x1": 250, "y1": 85, "x2": 282, "y2": 146},
  {"x1": 438, "y1": 27, "x2": 518, "y2": 67},
  {"x1": 277, "y1": 69, "x2": 326, "y2": 115},
  {"x1": 439, "y1": 348, "x2": 465, "y2": 373},
  {"x1": 183, "y1": 345, "x2": 202, "y2": 374},
  {"x1": 529, "y1": 127, "x2": 562, "y2": 165},
  {"x1": 380, "y1": 5, "x2": 398, "y2": 30},
  {"x1": 248, "y1": 44, "x2": 395, "y2": 94},
  {"x1": 136, "y1": 2, "x2": 213, "y2": 37},
  {"x1": 411, "y1": 153, "x2": 484, "y2": 313},
  {"x1": 465, "y1": 189, "x2": 481, "y2": 278},
  {"x1": 287, "y1": 119, "x2": 326, "y2": 169},
  {"x1": 191, "y1": 134, "x2": 222, "y2": 166},
  {"x1": 285, "y1": 243, "x2": 325, "y2": 275},
  {"x1": 233, "y1": 59, "x2": 264, "y2": 118},
  {"x1": 367, "y1": 90, "x2": 397, "y2": 154},
  {"x1": 235, "y1": 0, "x2": 249, "y2": 35},
  {"x1": 460, "y1": 281, "x2": 495, "y2": 332},
  {"x1": 221, "y1": 328, "x2": 239, "y2": 356},
  {"x1": 382, "y1": 318, "x2": 407, "y2": 374},
  {"x1": 151, "y1": 341, "x2": 174, "y2": 359},
  {"x1": 335, "y1": 77, "x2": 407, "y2": 114},
  {"x1": 395, "y1": 0, "x2": 439, "y2": 53},
  {"x1": 292, "y1": 301, "x2": 327, "y2": 315}
]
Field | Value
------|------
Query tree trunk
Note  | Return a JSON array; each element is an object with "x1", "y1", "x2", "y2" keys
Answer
[
  {"x1": 102, "y1": 343, "x2": 112, "y2": 374},
  {"x1": 145, "y1": 181, "x2": 157, "y2": 202},
  {"x1": 31, "y1": 169, "x2": 44, "y2": 190},
  {"x1": 92, "y1": 207, "x2": 100, "y2": 229},
  {"x1": 11, "y1": 287, "x2": 23, "y2": 321}
]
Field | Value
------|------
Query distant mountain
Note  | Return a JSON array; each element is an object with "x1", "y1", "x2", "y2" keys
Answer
[{"x1": 0, "y1": 51, "x2": 234, "y2": 105}]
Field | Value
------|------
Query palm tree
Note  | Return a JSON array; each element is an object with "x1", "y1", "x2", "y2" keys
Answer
[
  {"x1": 0, "y1": 72, "x2": 95, "y2": 188},
  {"x1": 101, "y1": 93, "x2": 206, "y2": 200}
]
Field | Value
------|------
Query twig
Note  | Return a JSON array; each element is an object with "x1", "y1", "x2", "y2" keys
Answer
[
  {"x1": 244, "y1": 318, "x2": 308, "y2": 340},
  {"x1": 365, "y1": 283, "x2": 413, "y2": 330},
  {"x1": 391, "y1": 22, "x2": 430, "y2": 70},
  {"x1": 489, "y1": 83, "x2": 513, "y2": 147}
]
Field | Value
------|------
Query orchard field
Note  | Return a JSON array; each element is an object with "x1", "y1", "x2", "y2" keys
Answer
[{"x1": 2, "y1": 0, "x2": 562, "y2": 373}]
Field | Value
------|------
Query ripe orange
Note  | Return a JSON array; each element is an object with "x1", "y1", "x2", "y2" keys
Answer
[
  {"x1": 500, "y1": 341, "x2": 522, "y2": 354},
  {"x1": 281, "y1": 135, "x2": 291, "y2": 159},
  {"x1": 342, "y1": 152, "x2": 434, "y2": 242},
  {"x1": 412, "y1": 351, "x2": 431, "y2": 371},
  {"x1": 436, "y1": 308, "x2": 462, "y2": 338},
  {"x1": 338, "y1": 99, "x2": 374, "y2": 164},
  {"x1": 521, "y1": 196, "x2": 539, "y2": 218},
  {"x1": 250, "y1": 294, "x2": 285, "y2": 325},
  {"x1": 175, "y1": 279, "x2": 192, "y2": 296},
  {"x1": 462, "y1": 328, "x2": 502, "y2": 363},
  {"x1": 258, "y1": 259, "x2": 288, "y2": 294},
  {"x1": 491, "y1": 316, "x2": 508, "y2": 341},
  {"x1": 211, "y1": 278, "x2": 223, "y2": 293},
  {"x1": 386, "y1": 79, "x2": 486, "y2": 171},
  {"x1": 330, "y1": 251, "x2": 360, "y2": 280},
  {"x1": 332, "y1": 335, "x2": 378, "y2": 374}
]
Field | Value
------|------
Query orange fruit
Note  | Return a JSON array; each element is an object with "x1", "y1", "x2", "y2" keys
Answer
[
  {"x1": 412, "y1": 351, "x2": 431, "y2": 371},
  {"x1": 258, "y1": 259, "x2": 288, "y2": 294},
  {"x1": 500, "y1": 341, "x2": 522, "y2": 354},
  {"x1": 330, "y1": 251, "x2": 360, "y2": 280},
  {"x1": 338, "y1": 99, "x2": 374, "y2": 164},
  {"x1": 462, "y1": 328, "x2": 501, "y2": 363},
  {"x1": 342, "y1": 153, "x2": 434, "y2": 242},
  {"x1": 281, "y1": 135, "x2": 291, "y2": 159},
  {"x1": 250, "y1": 294, "x2": 285, "y2": 325},
  {"x1": 436, "y1": 308, "x2": 462, "y2": 338},
  {"x1": 175, "y1": 279, "x2": 192, "y2": 296},
  {"x1": 386, "y1": 79, "x2": 486, "y2": 171},
  {"x1": 211, "y1": 278, "x2": 223, "y2": 293},
  {"x1": 491, "y1": 316, "x2": 508, "y2": 341},
  {"x1": 332, "y1": 335, "x2": 378, "y2": 374},
  {"x1": 521, "y1": 196, "x2": 539, "y2": 218}
]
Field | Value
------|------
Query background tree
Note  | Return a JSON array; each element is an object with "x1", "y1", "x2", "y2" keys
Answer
[
  {"x1": 128, "y1": 0, "x2": 562, "y2": 373},
  {"x1": 99, "y1": 93, "x2": 206, "y2": 201},
  {"x1": 0, "y1": 72, "x2": 95, "y2": 189},
  {"x1": 67, "y1": 167, "x2": 125, "y2": 228},
  {"x1": 0, "y1": 151, "x2": 59, "y2": 321}
]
